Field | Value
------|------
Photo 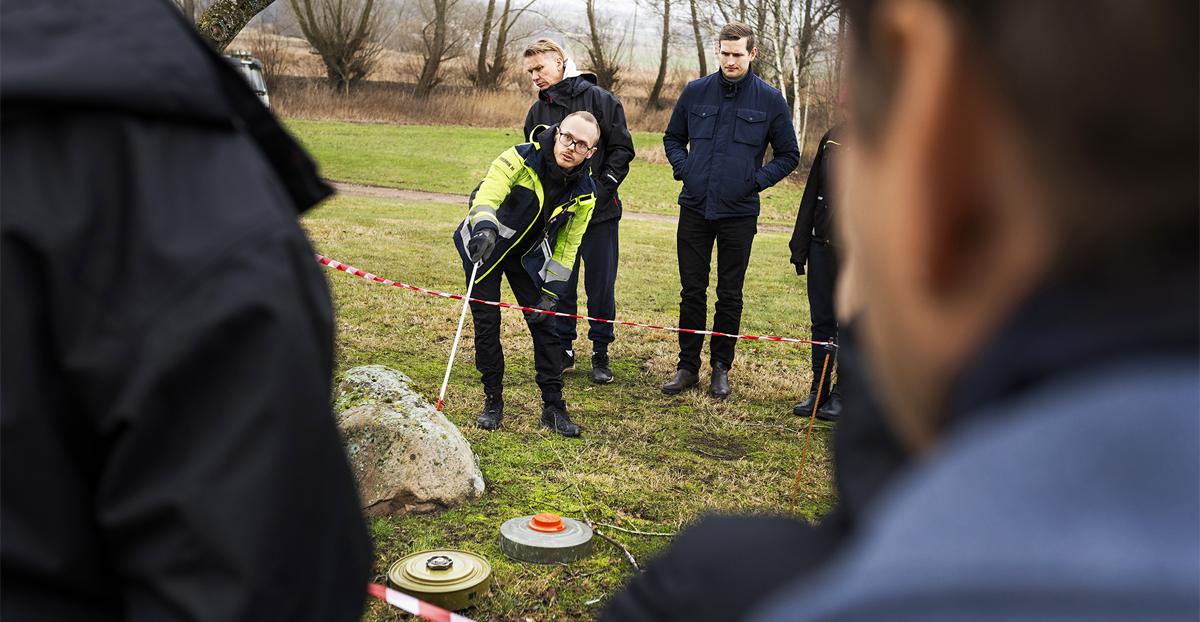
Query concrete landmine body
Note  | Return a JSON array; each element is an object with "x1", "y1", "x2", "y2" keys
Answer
[
  {"x1": 500, "y1": 513, "x2": 594, "y2": 564},
  {"x1": 387, "y1": 549, "x2": 492, "y2": 610}
]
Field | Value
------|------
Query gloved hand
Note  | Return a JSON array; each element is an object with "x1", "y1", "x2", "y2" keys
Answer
[
  {"x1": 467, "y1": 228, "x2": 497, "y2": 264},
  {"x1": 524, "y1": 292, "x2": 558, "y2": 324}
]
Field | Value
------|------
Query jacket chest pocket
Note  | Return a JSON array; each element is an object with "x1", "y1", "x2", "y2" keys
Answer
[
  {"x1": 689, "y1": 105, "x2": 719, "y2": 139},
  {"x1": 733, "y1": 109, "x2": 768, "y2": 145}
]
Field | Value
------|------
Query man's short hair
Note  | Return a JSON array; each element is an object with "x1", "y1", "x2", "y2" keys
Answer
[
  {"x1": 719, "y1": 23, "x2": 755, "y2": 53},
  {"x1": 844, "y1": 0, "x2": 1198, "y2": 276},
  {"x1": 561, "y1": 111, "x2": 600, "y2": 144},
  {"x1": 524, "y1": 38, "x2": 566, "y2": 60}
]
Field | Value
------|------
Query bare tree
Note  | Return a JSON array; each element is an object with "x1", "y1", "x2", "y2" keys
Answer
[
  {"x1": 475, "y1": 0, "x2": 497, "y2": 86},
  {"x1": 475, "y1": 0, "x2": 536, "y2": 89},
  {"x1": 688, "y1": 0, "x2": 708, "y2": 78},
  {"x1": 291, "y1": 0, "x2": 385, "y2": 93},
  {"x1": 413, "y1": 0, "x2": 472, "y2": 96},
  {"x1": 582, "y1": 0, "x2": 627, "y2": 91},
  {"x1": 645, "y1": 0, "x2": 671, "y2": 109},
  {"x1": 791, "y1": 0, "x2": 839, "y2": 152},
  {"x1": 197, "y1": 0, "x2": 277, "y2": 52}
]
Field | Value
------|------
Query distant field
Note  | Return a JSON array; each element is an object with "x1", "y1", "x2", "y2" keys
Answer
[{"x1": 285, "y1": 119, "x2": 806, "y2": 224}]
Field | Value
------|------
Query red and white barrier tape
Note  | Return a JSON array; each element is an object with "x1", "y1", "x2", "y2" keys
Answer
[
  {"x1": 368, "y1": 583, "x2": 477, "y2": 622},
  {"x1": 316, "y1": 254, "x2": 835, "y2": 347}
]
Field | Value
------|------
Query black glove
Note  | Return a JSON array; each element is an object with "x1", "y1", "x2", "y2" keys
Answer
[
  {"x1": 467, "y1": 228, "x2": 497, "y2": 264},
  {"x1": 524, "y1": 292, "x2": 558, "y2": 324}
]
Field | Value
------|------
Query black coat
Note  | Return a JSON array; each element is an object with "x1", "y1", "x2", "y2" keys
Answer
[
  {"x1": 790, "y1": 126, "x2": 846, "y2": 274},
  {"x1": 523, "y1": 73, "x2": 635, "y2": 223},
  {"x1": 0, "y1": 1, "x2": 371, "y2": 620}
]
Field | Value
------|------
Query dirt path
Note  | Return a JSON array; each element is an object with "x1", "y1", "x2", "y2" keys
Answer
[{"x1": 327, "y1": 180, "x2": 791, "y2": 233}]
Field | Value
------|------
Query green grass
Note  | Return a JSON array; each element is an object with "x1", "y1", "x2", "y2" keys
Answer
[
  {"x1": 285, "y1": 119, "x2": 806, "y2": 223},
  {"x1": 304, "y1": 195, "x2": 836, "y2": 621}
]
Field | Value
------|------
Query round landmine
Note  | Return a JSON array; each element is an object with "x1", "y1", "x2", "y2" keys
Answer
[
  {"x1": 387, "y1": 549, "x2": 492, "y2": 611},
  {"x1": 499, "y1": 513, "x2": 593, "y2": 564}
]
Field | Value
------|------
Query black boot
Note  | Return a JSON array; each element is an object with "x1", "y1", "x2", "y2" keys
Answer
[
  {"x1": 560, "y1": 349, "x2": 575, "y2": 373},
  {"x1": 662, "y1": 369, "x2": 700, "y2": 394},
  {"x1": 540, "y1": 394, "x2": 581, "y2": 437},
  {"x1": 475, "y1": 393, "x2": 504, "y2": 430},
  {"x1": 816, "y1": 385, "x2": 842, "y2": 422},
  {"x1": 793, "y1": 344, "x2": 835, "y2": 416},
  {"x1": 710, "y1": 361, "x2": 731, "y2": 399},
  {"x1": 591, "y1": 352, "x2": 613, "y2": 384}
]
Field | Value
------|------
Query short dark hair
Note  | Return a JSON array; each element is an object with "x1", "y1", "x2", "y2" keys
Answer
[
  {"x1": 562, "y1": 111, "x2": 600, "y2": 146},
  {"x1": 719, "y1": 23, "x2": 755, "y2": 53},
  {"x1": 844, "y1": 0, "x2": 1198, "y2": 275}
]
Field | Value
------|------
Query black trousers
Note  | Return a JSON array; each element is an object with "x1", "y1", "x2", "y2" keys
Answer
[
  {"x1": 676, "y1": 207, "x2": 758, "y2": 373},
  {"x1": 557, "y1": 217, "x2": 619, "y2": 354},
  {"x1": 468, "y1": 249, "x2": 562, "y2": 397},
  {"x1": 807, "y1": 239, "x2": 840, "y2": 383}
]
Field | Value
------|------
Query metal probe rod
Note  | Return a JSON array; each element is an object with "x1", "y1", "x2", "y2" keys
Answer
[{"x1": 437, "y1": 261, "x2": 479, "y2": 411}]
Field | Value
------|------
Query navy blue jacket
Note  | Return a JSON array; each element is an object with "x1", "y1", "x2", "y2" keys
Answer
[
  {"x1": 746, "y1": 267, "x2": 1200, "y2": 622},
  {"x1": 663, "y1": 67, "x2": 800, "y2": 219}
]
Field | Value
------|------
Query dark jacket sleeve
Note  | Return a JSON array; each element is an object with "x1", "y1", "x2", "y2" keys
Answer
[
  {"x1": 754, "y1": 89, "x2": 801, "y2": 191},
  {"x1": 790, "y1": 131, "x2": 831, "y2": 274},
  {"x1": 523, "y1": 106, "x2": 537, "y2": 143},
  {"x1": 595, "y1": 90, "x2": 635, "y2": 203},
  {"x1": 0, "y1": 114, "x2": 371, "y2": 622},
  {"x1": 663, "y1": 85, "x2": 692, "y2": 180}
]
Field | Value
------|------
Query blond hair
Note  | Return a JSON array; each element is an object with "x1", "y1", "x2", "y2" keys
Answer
[{"x1": 523, "y1": 38, "x2": 566, "y2": 60}]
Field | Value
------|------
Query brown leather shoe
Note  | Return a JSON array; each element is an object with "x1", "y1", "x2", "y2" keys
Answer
[
  {"x1": 710, "y1": 362, "x2": 730, "y2": 399},
  {"x1": 661, "y1": 369, "x2": 700, "y2": 394}
]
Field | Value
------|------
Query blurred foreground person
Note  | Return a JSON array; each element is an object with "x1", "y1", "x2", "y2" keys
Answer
[
  {"x1": 1, "y1": 1, "x2": 371, "y2": 620},
  {"x1": 606, "y1": 0, "x2": 1198, "y2": 620}
]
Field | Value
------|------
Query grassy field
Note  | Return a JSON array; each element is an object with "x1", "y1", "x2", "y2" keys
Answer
[
  {"x1": 295, "y1": 120, "x2": 835, "y2": 621},
  {"x1": 285, "y1": 119, "x2": 807, "y2": 224}
]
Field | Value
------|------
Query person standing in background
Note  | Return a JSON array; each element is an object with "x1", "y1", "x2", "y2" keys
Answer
[{"x1": 523, "y1": 38, "x2": 635, "y2": 385}]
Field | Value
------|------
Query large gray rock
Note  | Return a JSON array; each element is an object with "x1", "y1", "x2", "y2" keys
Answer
[{"x1": 336, "y1": 365, "x2": 485, "y2": 515}]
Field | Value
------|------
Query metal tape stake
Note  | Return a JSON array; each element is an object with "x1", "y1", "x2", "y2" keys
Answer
[
  {"x1": 790, "y1": 346, "x2": 832, "y2": 518},
  {"x1": 437, "y1": 261, "x2": 480, "y2": 412}
]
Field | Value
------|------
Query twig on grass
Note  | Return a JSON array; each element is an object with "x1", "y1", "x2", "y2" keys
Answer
[
  {"x1": 585, "y1": 593, "x2": 607, "y2": 605},
  {"x1": 589, "y1": 521, "x2": 676, "y2": 537},
  {"x1": 591, "y1": 526, "x2": 641, "y2": 572},
  {"x1": 565, "y1": 569, "x2": 605, "y2": 582}
]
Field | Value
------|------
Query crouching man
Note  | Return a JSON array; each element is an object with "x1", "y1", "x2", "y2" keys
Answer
[{"x1": 454, "y1": 112, "x2": 601, "y2": 437}]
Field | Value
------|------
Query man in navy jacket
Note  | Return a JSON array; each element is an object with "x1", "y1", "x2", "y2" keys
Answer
[{"x1": 660, "y1": 23, "x2": 799, "y2": 399}]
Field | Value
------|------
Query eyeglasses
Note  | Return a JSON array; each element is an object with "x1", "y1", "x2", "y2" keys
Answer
[{"x1": 557, "y1": 130, "x2": 594, "y2": 155}]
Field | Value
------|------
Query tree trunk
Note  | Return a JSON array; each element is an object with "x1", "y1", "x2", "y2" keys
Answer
[
  {"x1": 415, "y1": 0, "x2": 449, "y2": 97},
  {"x1": 689, "y1": 0, "x2": 707, "y2": 78},
  {"x1": 487, "y1": 0, "x2": 513, "y2": 86},
  {"x1": 738, "y1": 0, "x2": 746, "y2": 22},
  {"x1": 196, "y1": 0, "x2": 277, "y2": 53},
  {"x1": 476, "y1": 0, "x2": 496, "y2": 87},
  {"x1": 180, "y1": 0, "x2": 196, "y2": 22},
  {"x1": 772, "y1": 0, "x2": 786, "y2": 94},
  {"x1": 647, "y1": 0, "x2": 671, "y2": 109}
]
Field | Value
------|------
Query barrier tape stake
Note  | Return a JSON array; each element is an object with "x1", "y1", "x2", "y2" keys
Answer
[{"x1": 436, "y1": 261, "x2": 479, "y2": 411}]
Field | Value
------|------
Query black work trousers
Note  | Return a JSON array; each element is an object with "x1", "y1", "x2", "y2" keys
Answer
[
  {"x1": 676, "y1": 206, "x2": 758, "y2": 373},
  {"x1": 468, "y1": 249, "x2": 563, "y2": 397},
  {"x1": 557, "y1": 217, "x2": 619, "y2": 354},
  {"x1": 807, "y1": 239, "x2": 839, "y2": 383}
]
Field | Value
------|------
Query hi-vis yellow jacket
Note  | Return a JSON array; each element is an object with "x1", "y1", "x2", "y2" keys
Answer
[{"x1": 454, "y1": 129, "x2": 596, "y2": 297}]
